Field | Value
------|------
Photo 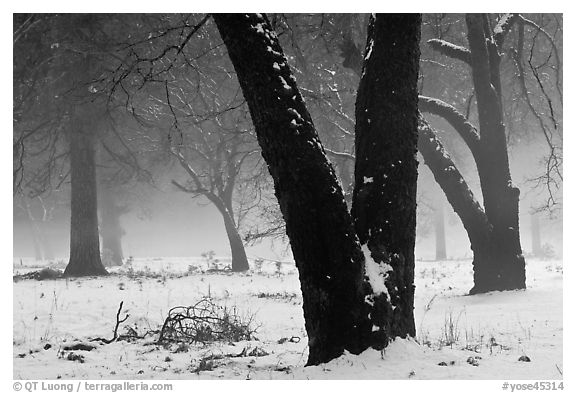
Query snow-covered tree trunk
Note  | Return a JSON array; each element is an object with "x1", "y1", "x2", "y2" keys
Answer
[{"x1": 351, "y1": 14, "x2": 420, "y2": 343}]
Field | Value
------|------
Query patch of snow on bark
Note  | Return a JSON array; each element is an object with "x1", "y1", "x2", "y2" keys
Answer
[
  {"x1": 365, "y1": 39, "x2": 374, "y2": 60},
  {"x1": 279, "y1": 76, "x2": 292, "y2": 92},
  {"x1": 362, "y1": 244, "x2": 392, "y2": 297}
]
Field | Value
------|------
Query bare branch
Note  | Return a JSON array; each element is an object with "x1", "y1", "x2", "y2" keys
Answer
[
  {"x1": 427, "y1": 38, "x2": 471, "y2": 65},
  {"x1": 418, "y1": 95, "x2": 481, "y2": 162}
]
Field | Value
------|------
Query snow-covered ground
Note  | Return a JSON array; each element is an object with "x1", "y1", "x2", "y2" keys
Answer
[{"x1": 13, "y1": 256, "x2": 563, "y2": 379}]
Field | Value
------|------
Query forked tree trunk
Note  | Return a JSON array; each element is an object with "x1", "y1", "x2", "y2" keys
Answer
[
  {"x1": 100, "y1": 190, "x2": 125, "y2": 267},
  {"x1": 214, "y1": 13, "x2": 420, "y2": 365},
  {"x1": 465, "y1": 14, "x2": 525, "y2": 292},
  {"x1": 64, "y1": 124, "x2": 107, "y2": 277},
  {"x1": 434, "y1": 200, "x2": 447, "y2": 261},
  {"x1": 351, "y1": 14, "x2": 420, "y2": 341}
]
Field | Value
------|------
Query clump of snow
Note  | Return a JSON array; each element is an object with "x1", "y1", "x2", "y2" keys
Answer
[
  {"x1": 362, "y1": 244, "x2": 393, "y2": 297},
  {"x1": 365, "y1": 39, "x2": 374, "y2": 60},
  {"x1": 252, "y1": 23, "x2": 265, "y2": 35},
  {"x1": 363, "y1": 176, "x2": 374, "y2": 184},
  {"x1": 279, "y1": 76, "x2": 292, "y2": 92}
]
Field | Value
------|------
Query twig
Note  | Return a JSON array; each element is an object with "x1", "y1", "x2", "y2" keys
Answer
[{"x1": 91, "y1": 301, "x2": 129, "y2": 344}]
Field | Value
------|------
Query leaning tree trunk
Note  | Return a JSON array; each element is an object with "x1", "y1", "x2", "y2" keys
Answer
[
  {"x1": 434, "y1": 200, "x2": 447, "y2": 261},
  {"x1": 466, "y1": 14, "x2": 525, "y2": 292},
  {"x1": 351, "y1": 14, "x2": 420, "y2": 341},
  {"x1": 100, "y1": 190, "x2": 125, "y2": 267},
  {"x1": 64, "y1": 123, "x2": 107, "y2": 277},
  {"x1": 417, "y1": 117, "x2": 494, "y2": 283},
  {"x1": 214, "y1": 196, "x2": 250, "y2": 272},
  {"x1": 214, "y1": 14, "x2": 381, "y2": 365}
]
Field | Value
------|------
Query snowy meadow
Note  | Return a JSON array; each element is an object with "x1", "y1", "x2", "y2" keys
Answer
[{"x1": 13, "y1": 256, "x2": 562, "y2": 380}]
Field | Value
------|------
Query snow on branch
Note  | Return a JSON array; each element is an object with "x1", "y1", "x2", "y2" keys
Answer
[
  {"x1": 493, "y1": 13, "x2": 520, "y2": 48},
  {"x1": 417, "y1": 116, "x2": 492, "y2": 242},
  {"x1": 418, "y1": 95, "x2": 481, "y2": 161},
  {"x1": 427, "y1": 39, "x2": 471, "y2": 65}
]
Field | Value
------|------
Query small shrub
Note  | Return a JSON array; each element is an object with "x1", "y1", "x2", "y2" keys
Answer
[{"x1": 158, "y1": 298, "x2": 258, "y2": 344}]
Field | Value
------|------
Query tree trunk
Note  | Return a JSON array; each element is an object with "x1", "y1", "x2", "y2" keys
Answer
[
  {"x1": 352, "y1": 14, "x2": 420, "y2": 342},
  {"x1": 434, "y1": 200, "x2": 447, "y2": 260},
  {"x1": 221, "y1": 206, "x2": 250, "y2": 272},
  {"x1": 214, "y1": 14, "x2": 376, "y2": 365},
  {"x1": 417, "y1": 118, "x2": 495, "y2": 288},
  {"x1": 64, "y1": 124, "x2": 107, "y2": 277},
  {"x1": 100, "y1": 190, "x2": 125, "y2": 267},
  {"x1": 210, "y1": 193, "x2": 250, "y2": 272},
  {"x1": 466, "y1": 14, "x2": 525, "y2": 292},
  {"x1": 335, "y1": 21, "x2": 499, "y2": 294}
]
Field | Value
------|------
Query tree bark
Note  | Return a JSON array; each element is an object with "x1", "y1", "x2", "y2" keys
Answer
[
  {"x1": 336, "y1": 24, "x2": 500, "y2": 293},
  {"x1": 64, "y1": 122, "x2": 107, "y2": 277},
  {"x1": 214, "y1": 13, "x2": 375, "y2": 365},
  {"x1": 352, "y1": 14, "x2": 420, "y2": 341},
  {"x1": 100, "y1": 190, "x2": 125, "y2": 267}
]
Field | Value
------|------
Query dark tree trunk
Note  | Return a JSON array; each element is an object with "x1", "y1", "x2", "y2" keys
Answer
[
  {"x1": 352, "y1": 14, "x2": 420, "y2": 342},
  {"x1": 222, "y1": 209, "x2": 249, "y2": 272},
  {"x1": 465, "y1": 14, "x2": 525, "y2": 292},
  {"x1": 214, "y1": 14, "x2": 378, "y2": 365},
  {"x1": 212, "y1": 195, "x2": 250, "y2": 272},
  {"x1": 417, "y1": 118, "x2": 494, "y2": 286},
  {"x1": 531, "y1": 213, "x2": 542, "y2": 257},
  {"x1": 434, "y1": 200, "x2": 447, "y2": 261},
  {"x1": 334, "y1": 20, "x2": 501, "y2": 294},
  {"x1": 100, "y1": 190, "x2": 125, "y2": 267},
  {"x1": 64, "y1": 125, "x2": 107, "y2": 277}
]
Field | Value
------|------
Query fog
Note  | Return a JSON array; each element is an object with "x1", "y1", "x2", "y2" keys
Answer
[{"x1": 13, "y1": 135, "x2": 563, "y2": 262}]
